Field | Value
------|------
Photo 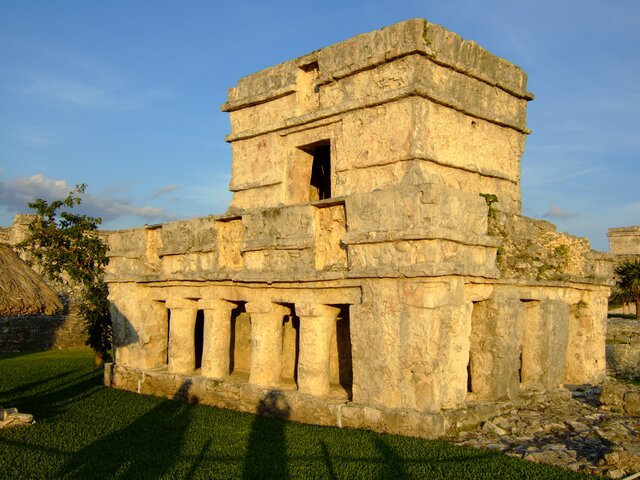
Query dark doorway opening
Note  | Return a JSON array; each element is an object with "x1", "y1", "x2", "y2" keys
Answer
[
  {"x1": 302, "y1": 141, "x2": 331, "y2": 201},
  {"x1": 194, "y1": 310, "x2": 204, "y2": 370},
  {"x1": 166, "y1": 307, "x2": 171, "y2": 365}
]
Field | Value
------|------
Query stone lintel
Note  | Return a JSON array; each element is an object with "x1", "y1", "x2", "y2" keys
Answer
[
  {"x1": 197, "y1": 298, "x2": 236, "y2": 310},
  {"x1": 141, "y1": 283, "x2": 361, "y2": 307},
  {"x1": 166, "y1": 297, "x2": 199, "y2": 310}
]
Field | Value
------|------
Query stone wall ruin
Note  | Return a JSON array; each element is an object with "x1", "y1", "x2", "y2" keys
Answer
[
  {"x1": 1, "y1": 215, "x2": 86, "y2": 353},
  {"x1": 105, "y1": 19, "x2": 612, "y2": 438},
  {"x1": 609, "y1": 226, "x2": 640, "y2": 259}
]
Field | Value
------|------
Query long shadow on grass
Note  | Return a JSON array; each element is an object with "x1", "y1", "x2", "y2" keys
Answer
[
  {"x1": 243, "y1": 390, "x2": 290, "y2": 479},
  {"x1": 0, "y1": 370, "x2": 76, "y2": 402},
  {"x1": 373, "y1": 436, "x2": 410, "y2": 479},
  {"x1": 59, "y1": 380, "x2": 197, "y2": 479},
  {"x1": 0, "y1": 352, "x2": 34, "y2": 361},
  {"x1": 7, "y1": 370, "x2": 103, "y2": 420}
]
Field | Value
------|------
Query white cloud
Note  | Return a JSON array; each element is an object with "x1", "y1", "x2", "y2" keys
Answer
[
  {"x1": 543, "y1": 204, "x2": 578, "y2": 219},
  {"x1": 0, "y1": 174, "x2": 70, "y2": 211},
  {"x1": 0, "y1": 174, "x2": 172, "y2": 224}
]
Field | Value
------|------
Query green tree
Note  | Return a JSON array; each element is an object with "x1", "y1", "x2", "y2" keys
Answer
[
  {"x1": 614, "y1": 258, "x2": 640, "y2": 320},
  {"x1": 17, "y1": 184, "x2": 112, "y2": 363}
]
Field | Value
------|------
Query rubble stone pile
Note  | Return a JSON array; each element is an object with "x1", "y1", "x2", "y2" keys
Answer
[
  {"x1": 451, "y1": 385, "x2": 640, "y2": 478},
  {"x1": 0, "y1": 405, "x2": 34, "y2": 428}
]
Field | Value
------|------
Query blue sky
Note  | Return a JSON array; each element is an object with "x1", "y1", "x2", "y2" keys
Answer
[{"x1": 1, "y1": 0, "x2": 638, "y2": 251}]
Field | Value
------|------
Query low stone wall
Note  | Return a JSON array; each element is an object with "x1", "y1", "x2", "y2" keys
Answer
[
  {"x1": 0, "y1": 311, "x2": 85, "y2": 352},
  {"x1": 107, "y1": 363, "x2": 569, "y2": 440},
  {"x1": 606, "y1": 317, "x2": 640, "y2": 379}
]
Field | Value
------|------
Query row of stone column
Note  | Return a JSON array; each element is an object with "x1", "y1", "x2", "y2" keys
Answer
[{"x1": 165, "y1": 298, "x2": 342, "y2": 396}]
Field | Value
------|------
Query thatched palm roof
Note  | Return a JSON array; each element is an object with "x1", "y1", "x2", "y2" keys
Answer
[{"x1": 0, "y1": 243, "x2": 63, "y2": 316}]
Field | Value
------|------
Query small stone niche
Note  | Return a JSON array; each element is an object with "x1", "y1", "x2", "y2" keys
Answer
[{"x1": 296, "y1": 61, "x2": 320, "y2": 113}]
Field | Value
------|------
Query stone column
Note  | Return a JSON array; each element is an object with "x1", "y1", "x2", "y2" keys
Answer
[
  {"x1": 246, "y1": 301, "x2": 289, "y2": 387},
  {"x1": 199, "y1": 299, "x2": 236, "y2": 378},
  {"x1": 166, "y1": 298, "x2": 198, "y2": 374},
  {"x1": 565, "y1": 293, "x2": 607, "y2": 385},
  {"x1": 469, "y1": 298, "x2": 523, "y2": 401},
  {"x1": 296, "y1": 303, "x2": 341, "y2": 396}
]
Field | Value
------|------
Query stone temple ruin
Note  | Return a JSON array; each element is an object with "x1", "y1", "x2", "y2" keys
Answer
[
  {"x1": 105, "y1": 19, "x2": 612, "y2": 437},
  {"x1": 609, "y1": 225, "x2": 640, "y2": 261}
]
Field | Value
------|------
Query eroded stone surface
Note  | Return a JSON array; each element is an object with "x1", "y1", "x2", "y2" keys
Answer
[
  {"x1": 608, "y1": 226, "x2": 640, "y2": 258},
  {"x1": 607, "y1": 317, "x2": 640, "y2": 379},
  {"x1": 450, "y1": 386, "x2": 640, "y2": 478},
  {"x1": 104, "y1": 18, "x2": 613, "y2": 442}
]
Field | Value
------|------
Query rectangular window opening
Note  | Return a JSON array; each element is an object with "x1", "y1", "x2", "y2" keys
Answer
[{"x1": 300, "y1": 140, "x2": 331, "y2": 201}]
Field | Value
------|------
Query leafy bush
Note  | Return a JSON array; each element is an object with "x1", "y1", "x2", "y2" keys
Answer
[
  {"x1": 17, "y1": 184, "x2": 112, "y2": 362},
  {"x1": 614, "y1": 259, "x2": 640, "y2": 320}
]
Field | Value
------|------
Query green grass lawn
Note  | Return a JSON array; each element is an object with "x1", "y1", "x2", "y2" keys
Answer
[
  {"x1": 607, "y1": 312, "x2": 637, "y2": 320},
  {"x1": 0, "y1": 349, "x2": 595, "y2": 479}
]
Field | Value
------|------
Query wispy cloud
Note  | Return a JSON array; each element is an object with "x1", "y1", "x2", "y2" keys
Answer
[
  {"x1": 20, "y1": 73, "x2": 173, "y2": 111},
  {"x1": 0, "y1": 174, "x2": 173, "y2": 223},
  {"x1": 22, "y1": 75, "x2": 123, "y2": 110},
  {"x1": 151, "y1": 184, "x2": 180, "y2": 199},
  {"x1": 622, "y1": 201, "x2": 640, "y2": 217},
  {"x1": 522, "y1": 160, "x2": 607, "y2": 188},
  {"x1": 543, "y1": 204, "x2": 578, "y2": 220},
  {"x1": 9, "y1": 44, "x2": 173, "y2": 112},
  {"x1": 0, "y1": 116, "x2": 62, "y2": 151}
]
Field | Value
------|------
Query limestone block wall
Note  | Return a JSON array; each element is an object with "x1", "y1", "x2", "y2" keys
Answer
[
  {"x1": 0, "y1": 312, "x2": 85, "y2": 352},
  {"x1": 104, "y1": 18, "x2": 613, "y2": 439},
  {"x1": 1, "y1": 215, "x2": 87, "y2": 352},
  {"x1": 106, "y1": 204, "x2": 611, "y2": 410},
  {"x1": 606, "y1": 317, "x2": 640, "y2": 378},
  {"x1": 0, "y1": 214, "x2": 35, "y2": 248},
  {"x1": 608, "y1": 226, "x2": 640, "y2": 257},
  {"x1": 492, "y1": 212, "x2": 612, "y2": 281},
  {"x1": 0, "y1": 289, "x2": 86, "y2": 352},
  {"x1": 223, "y1": 19, "x2": 530, "y2": 215},
  {"x1": 108, "y1": 278, "x2": 360, "y2": 400}
]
